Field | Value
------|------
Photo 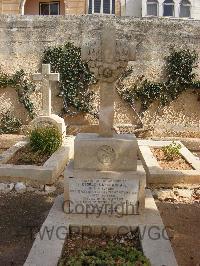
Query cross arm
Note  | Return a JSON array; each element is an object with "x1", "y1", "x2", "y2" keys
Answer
[
  {"x1": 49, "y1": 73, "x2": 60, "y2": 82},
  {"x1": 32, "y1": 73, "x2": 43, "y2": 81}
]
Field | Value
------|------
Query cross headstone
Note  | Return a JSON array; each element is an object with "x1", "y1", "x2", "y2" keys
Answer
[
  {"x1": 33, "y1": 64, "x2": 60, "y2": 116},
  {"x1": 64, "y1": 25, "x2": 146, "y2": 217},
  {"x1": 81, "y1": 23, "x2": 136, "y2": 137}
]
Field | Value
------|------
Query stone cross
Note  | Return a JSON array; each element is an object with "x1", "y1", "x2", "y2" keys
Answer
[
  {"x1": 81, "y1": 23, "x2": 137, "y2": 137},
  {"x1": 33, "y1": 64, "x2": 60, "y2": 116}
]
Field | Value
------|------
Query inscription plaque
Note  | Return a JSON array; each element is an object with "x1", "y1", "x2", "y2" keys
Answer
[{"x1": 68, "y1": 177, "x2": 140, "y2": 215}]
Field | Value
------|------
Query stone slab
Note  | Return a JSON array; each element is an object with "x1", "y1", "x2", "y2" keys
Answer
[
  {"x1": 138, "y1": 140, "x2": 200, "y2": 185},
  {"x1": 69, "y1": 177, "x2": 139, "y2": 215},
  {"x1": 0, "y1": 137, "x2": 74, "y2": 184},
  {"x1": 64, "y1": 160, "x2": 146, "y2": 214},
  {"x1": 139, "y1": 225, "x2": 178, "y2": 266},
  {"x1": 30, "y1": 114, "x2": 66, "y2": 138},
  {"x1": 74, "y1": 133, "x2": 138, "y2": 171},
  {"x1": 24, "y1": 190, "x2": 178, "y2": 266}
]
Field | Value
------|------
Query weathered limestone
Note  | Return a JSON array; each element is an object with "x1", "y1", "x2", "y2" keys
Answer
[
  {"x1": 64, "y1": 23, "x2": 144, "y2": 216},
  {"x1": 74, "y1": 133, "x2": 138, "y2": 171},
  {"x1": 138, "y1": 140, "x2": 200, "y2": 185},
  {"x1": 64, "y1": 161, "x2": 146, "y2": 215},
  {"x1": 33, "y1": 64, "x2": 60, "y2": 117},
  {"x1": 99, "y1": 82, "x2": 115, "y2": 137},
  {"x1": 0, "y1": 16, "x2": 200, "y2": 136},
  {"x1": 81, "y1": 23, "x2": 136, "y2": 137},
  {"x1": 67, "y1": 25, "x2": 140, "y2": 216},
  {"x1": 31, "y1": 64, "x2": 66, "y2": 137}
]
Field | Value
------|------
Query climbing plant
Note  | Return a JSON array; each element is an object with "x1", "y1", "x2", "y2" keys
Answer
[
  {"x1": 117, "y1": 48, "x2": 200, "y2": 112},
  {"x1": 43, "y1": 42, "x2": 97, "y2": 117},
  {"x1": 0, "y1": 69, "x2": 36, "y2": 118},
  {"x1": 0, "y1": 111, "x2": 22, "y2": 134}
]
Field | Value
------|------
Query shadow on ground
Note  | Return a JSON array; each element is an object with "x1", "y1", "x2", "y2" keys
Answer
[
  {"x1": 0, "y1": 191, "x2": 60, "y2": 266},
  {"x1": 156, "y1": 200, "x2": 200, "y2": 266}
]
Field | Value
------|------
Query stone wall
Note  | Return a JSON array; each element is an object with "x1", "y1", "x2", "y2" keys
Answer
[{"x1": 0, "y1": 15, "x2": 200, "y2": 136}]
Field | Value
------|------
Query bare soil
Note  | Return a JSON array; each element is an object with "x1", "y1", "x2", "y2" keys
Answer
[
  {"x1": 152, "y1": 148, "x2": 193, "y2": 170},
  {"x1": 0, "y1": 190, "x2": 61, "y2": 266},
  {"x1": 7, "y1": 145, "x2": 50, "y2": 166},
  {"x1": 156, "y1": 201, "x2": 200, "y2": 266},
  {"x1": 0, "y1": 134, "x2": 25, "y2": 149}
]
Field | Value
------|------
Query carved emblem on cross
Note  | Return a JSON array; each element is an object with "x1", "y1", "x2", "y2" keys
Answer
[{"x1": 81, "y1": 23, "x2": 137, "y2": 137}]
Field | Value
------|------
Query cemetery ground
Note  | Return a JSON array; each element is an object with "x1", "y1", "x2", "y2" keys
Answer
[
  {"x1": 0, "y1": 136, "x2": 199, "y2": 266},
  {"x1": 0, "y1": 184, "x2": 62, "y2": 266},
  {"x1": 0, "y1": 179, "x2": 200, "y2": 265},
  {"x1": 0, "y1": 19, "x2": 200, "y2": 266}
]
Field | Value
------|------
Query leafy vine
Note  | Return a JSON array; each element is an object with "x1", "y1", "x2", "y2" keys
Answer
[
  {"x1": 0, "y1": 69, "x2": 36, "y2": 118},
  {"x1": 117, "y1": 48, "x2": 200, "y2": 113},
  {"x1": 43, "y1": 42, "x2": 97, "y2": 117},
  {"x1": 0, "y1": 111, "x2": 22, "y2": 134}
]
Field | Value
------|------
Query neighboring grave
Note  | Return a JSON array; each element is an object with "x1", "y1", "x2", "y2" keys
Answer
[
  {"x1": 30, "y1": 64, "x2": 66, "y2": 137},
  {"x1": 64, "y1": 23, "x2": 146, "y2": 215}
]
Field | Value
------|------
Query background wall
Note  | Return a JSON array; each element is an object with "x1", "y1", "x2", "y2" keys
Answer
[
  {"x1": 0, "y1": 0, "x2": 121, "y2": 15},
  {"x1": 0, "y1": 15, "x2": 199, "y2": 136},
  {"x1": 24, "y1": 0, "x2": 66, "y2": 15}
]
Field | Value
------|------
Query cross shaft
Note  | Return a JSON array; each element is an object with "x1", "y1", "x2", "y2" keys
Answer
[{"x1": 33, "y1": 64, "x2": 60, "y2": 116}]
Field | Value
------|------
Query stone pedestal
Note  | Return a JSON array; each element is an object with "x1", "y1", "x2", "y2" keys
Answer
[
  {"x1": 64, "y1": 161, "x2": 146, "y2": 215},
  {"x1": 64, "y1": 133, "x2": 146, "y2": 216},
  {"x1": 74, "y1": 133, "x2": 138, "y2": 171}
]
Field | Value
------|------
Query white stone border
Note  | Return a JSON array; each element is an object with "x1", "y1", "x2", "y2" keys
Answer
[
  {"x1": 138, "y1": 140, "x2": 200, "y2": 185},
  {"x1": 24, "y1": 190, "x2": 178, "y2": 266},
  {"x1": 0, "y1": 137, "x2": 74, "y2": 184}
]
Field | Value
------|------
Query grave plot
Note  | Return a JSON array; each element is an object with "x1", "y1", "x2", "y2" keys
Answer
[
  {"x1": 24, "y1": 24, "x2": 178, "y2": 266},
  {"x1": 0, "y1": 136, "x2": 73, "y2": 185},
  {"x1": 24, "y1": 192, "x2": 178, "y2": 266},
  {"x1": 138, "y1": 140, "x2": 200, "y2": 185},
  {"x1": 0, "y1": 64, "x2": 73, "y2": 185}
]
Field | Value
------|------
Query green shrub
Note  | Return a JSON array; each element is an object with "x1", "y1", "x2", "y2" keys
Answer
[
  {"x1": 162, "y1": 141, "x2": 182, "y2": 161},
  {"x1": 0, "y1": 111, "x2": 22, "y2": 134},
  {"x1": 59, "y1": 242, "x2": 150, "y2": 266},
  {"x1": 29, "y1": 126, "x2": 62, "y2": 155}
]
